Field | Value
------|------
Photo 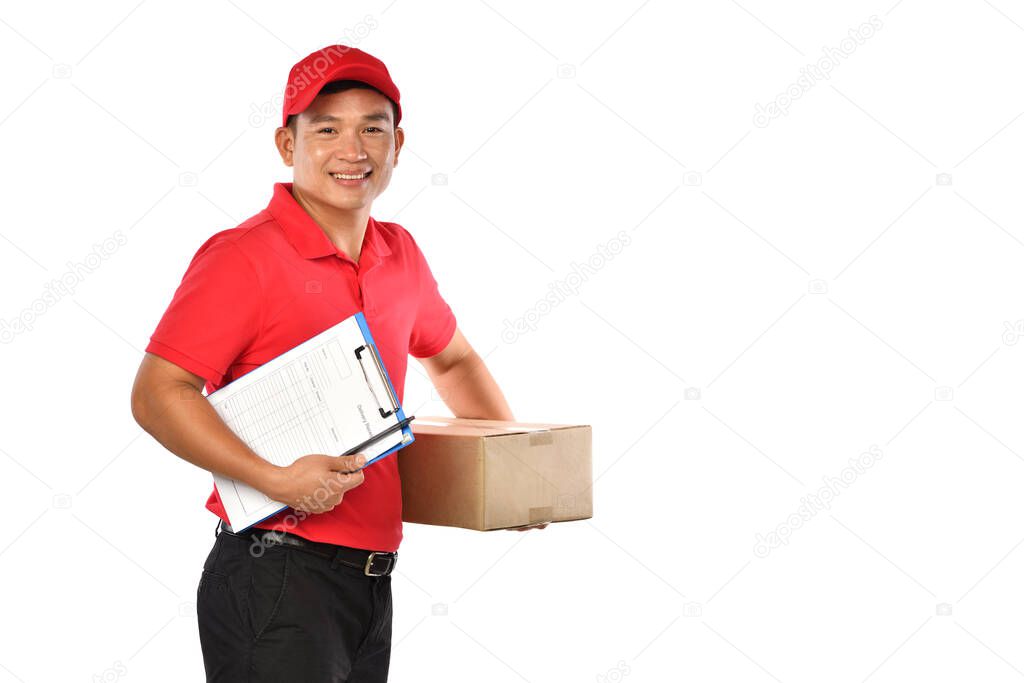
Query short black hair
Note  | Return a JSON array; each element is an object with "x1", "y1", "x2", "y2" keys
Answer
[{"x1": 286, "y1": 79, "x2": 399, "y2": 131}]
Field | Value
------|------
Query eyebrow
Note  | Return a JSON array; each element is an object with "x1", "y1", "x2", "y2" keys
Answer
[{"x1": 306, "y1": 112, "x2": 391, "y2": 125}]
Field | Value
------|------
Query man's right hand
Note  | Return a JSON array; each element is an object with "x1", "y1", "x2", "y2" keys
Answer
[{"x1": 266, "y1": 453, "x2": 367, "y2": 514}]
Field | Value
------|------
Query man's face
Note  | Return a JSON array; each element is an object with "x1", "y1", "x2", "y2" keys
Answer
[{"x1": 276, "y1": 87, "x2": 403, "y2": 213}]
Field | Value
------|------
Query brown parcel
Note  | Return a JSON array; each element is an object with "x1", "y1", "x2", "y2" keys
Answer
[{"x1": 397, "y1": 417, "x2": 593, "y2": 530}]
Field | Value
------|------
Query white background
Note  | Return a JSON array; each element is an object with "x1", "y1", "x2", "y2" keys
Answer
[{"x1": 1, "y1": 1, "x2": 1023, "y2": 681}]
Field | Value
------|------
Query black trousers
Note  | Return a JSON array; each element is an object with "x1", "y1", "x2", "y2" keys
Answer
[{"x1": 197, "y1": 524, "x2": 393, "y2": 682}]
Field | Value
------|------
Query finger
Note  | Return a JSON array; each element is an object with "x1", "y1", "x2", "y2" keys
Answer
[
  {"x1": 337, "y1": 470, "x2": 364, "y2": 491},
  {"x1": 330, "y1": 453, "x2": 366, "y2": 473},
  {"x1": 327, "y1": 456, "x2": 352, "y2": 472}
]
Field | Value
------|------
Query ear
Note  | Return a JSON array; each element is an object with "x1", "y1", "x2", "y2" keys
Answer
[
  {"x1": 274, "y1": 126, "x2": 295, "y2": 167},
  {"x1": 393, "y1": 126, "x2": 404, "y2": 167}
]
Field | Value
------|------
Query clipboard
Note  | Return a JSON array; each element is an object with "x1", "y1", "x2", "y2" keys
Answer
[{"x1": 206, "y1": 311, "x2": 416, "y2": 531}]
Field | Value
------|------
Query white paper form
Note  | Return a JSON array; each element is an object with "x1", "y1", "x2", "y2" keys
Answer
[{"x1": 206, "y1": 313, "x2": 412, "y2": 531}]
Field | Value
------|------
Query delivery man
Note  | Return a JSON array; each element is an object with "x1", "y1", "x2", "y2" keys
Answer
[{"x1": 130, "y1": 45, "x2": 540, "y2": 682}]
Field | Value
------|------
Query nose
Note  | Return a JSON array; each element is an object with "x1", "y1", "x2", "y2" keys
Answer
[{"x1": 334, "y1": 129, "x2": 367, "y2": 162}]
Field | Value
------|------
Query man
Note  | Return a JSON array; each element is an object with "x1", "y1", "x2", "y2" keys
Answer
[{"x1": 130, "y1": 45, "x2": 538, "y2": 682}]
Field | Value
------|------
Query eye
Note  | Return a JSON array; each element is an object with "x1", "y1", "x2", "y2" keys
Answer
[
  {"x1": 318, "y1": 127, "x2": 336, "y2": 134},
  {"x1": 365, "y1": 127, "x2": 383, "y2": 133}
]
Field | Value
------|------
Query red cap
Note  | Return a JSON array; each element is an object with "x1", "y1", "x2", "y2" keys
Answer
[{"x1": 281, "y1": 45, "x2": 402, "y2": 128}]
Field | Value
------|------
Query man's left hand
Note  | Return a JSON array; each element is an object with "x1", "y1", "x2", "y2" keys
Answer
[{"x1": 507, "y1": 522, "x2": 549, "y2": 532}]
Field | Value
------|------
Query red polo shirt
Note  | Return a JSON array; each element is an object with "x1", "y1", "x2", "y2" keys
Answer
[{"x1": 145, "y1": 182, "x2": 457, "y2": 551}]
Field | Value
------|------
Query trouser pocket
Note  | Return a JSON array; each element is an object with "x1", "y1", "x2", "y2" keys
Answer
[
  {"x1": 244, "y1": 544, "x2": 291, "y2": 642},
  {"x1": 198, "y1": 534, "x2": 245, "y2": 628},
  {"x1": 197, "y1": 536, "x2": 252, "y2": 679}
]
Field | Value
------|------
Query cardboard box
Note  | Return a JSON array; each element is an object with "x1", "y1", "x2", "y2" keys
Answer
[{"x1": 398, "y1": 417, "x2": 593, "y2": 530}]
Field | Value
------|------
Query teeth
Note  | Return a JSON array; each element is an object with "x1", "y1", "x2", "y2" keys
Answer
[{"x1": 331, "y1": 172, "x2": 369, "y2": 180}]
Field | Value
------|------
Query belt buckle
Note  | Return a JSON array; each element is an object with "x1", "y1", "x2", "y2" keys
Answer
[{"x1": 364, "y1": 552, "x2": 394, "y2": 576}]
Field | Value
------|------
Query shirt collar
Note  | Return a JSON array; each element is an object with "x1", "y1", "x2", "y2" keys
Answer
[{"x1": 266, "y1": 182, "x2": 391, "y2": 265}]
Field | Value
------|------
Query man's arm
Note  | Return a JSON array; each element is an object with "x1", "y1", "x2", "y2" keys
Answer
[
  {"x1": 130, "y1": 352, "x2": 364, "y2": 514},
  {"x1": 416, "y1": 327, "x2": 514, "y2": 421}
]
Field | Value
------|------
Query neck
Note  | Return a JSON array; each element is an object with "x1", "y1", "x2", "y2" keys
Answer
[{"x1": 291, "y1": 185, "x2": 371, "y2": 262}]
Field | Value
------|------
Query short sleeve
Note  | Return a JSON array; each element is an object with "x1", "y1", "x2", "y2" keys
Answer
[
  {"x1": 407, "y1": 234, "x2": 457, "y2": 358},
  {"x1": 145, "y1": 237, "x2": 262, "y2": 386}
]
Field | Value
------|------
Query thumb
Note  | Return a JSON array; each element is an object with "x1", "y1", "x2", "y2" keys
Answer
[{"x1": 331, "y1": 453, "x2": 366, "y2": 472}]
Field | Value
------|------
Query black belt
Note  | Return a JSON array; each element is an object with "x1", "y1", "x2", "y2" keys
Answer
[{"x1": 217, "y1": 519, "x2": 397, "y2": 577}]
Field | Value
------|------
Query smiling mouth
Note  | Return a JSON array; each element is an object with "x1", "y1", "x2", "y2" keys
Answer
[{"x1": 330, "y1": 171, "x2": 372, "y2": 180}]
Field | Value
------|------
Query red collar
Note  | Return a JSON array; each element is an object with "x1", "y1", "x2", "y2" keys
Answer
[{"x1": 266, "y1": 182, "x2": 392, "y2": 265}]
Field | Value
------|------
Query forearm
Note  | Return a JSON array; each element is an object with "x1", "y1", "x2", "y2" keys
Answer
[
  {"x1": 429, "y1": 350, "x2": 514, "y2": 421},
  {"x1": 133, "y1": 381, "x2": 282, "y2": 496}
]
